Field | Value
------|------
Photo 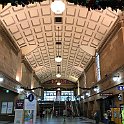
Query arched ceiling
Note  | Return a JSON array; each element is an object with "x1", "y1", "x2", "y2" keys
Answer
[{"x1": 0, "y1": 0, "x2": 119, "y2": 83}]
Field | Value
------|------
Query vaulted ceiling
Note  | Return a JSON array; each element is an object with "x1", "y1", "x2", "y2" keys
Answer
[{"x1": 0, "y1": 0, "x2": 119, "y2": 83}]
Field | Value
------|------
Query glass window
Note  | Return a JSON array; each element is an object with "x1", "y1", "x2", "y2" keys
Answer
[
  {"x1": 96, "y1": 53, "x2": 101, "y2": 81},
  {"x1": 61, "y1": 91, "x2": 74, "y2": 101},
  {"x1": 44, "y1": 91, "x2": 74, "y2": 101},
  {"x1": 44, "y1": 91, "x2": 56, "y2": 101}
]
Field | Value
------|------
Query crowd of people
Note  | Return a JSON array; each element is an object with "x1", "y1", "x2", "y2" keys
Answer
[
  {"x1": 40, "y1": 108, "x2": 113, "y2": 123},
  {"x1": 40, "y1": 108, "x2": 53, "y2": 118},
  {"x1": 94, "y1": 110, "x2": 112, "y2": 124},
  {"x1": 39, "y1": 108, "x2": 75, "y2": 121}
]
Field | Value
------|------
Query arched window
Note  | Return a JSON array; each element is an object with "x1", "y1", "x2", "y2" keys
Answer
[{"x1": 96, "y1": 53, "x2": 101, "y2": 81}]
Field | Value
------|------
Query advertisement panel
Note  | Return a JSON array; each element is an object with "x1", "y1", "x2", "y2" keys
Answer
[
  {"x1": 14, "y1": 109, "x2": 24, "y2": 124},
  {"x1": 24, "y1": 110, "x2": 34, "y2": 124},
  {"x1": 1, "y1": 102, "x2": 7, "y2": 114}
]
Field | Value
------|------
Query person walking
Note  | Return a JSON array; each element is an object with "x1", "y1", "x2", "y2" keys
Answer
[
  {"x1": 42, "y1": 110, "x2": 46, "y2": 118},
  {"x1": 63, "y1": 109, "x2": 67, "y2": 121},
  {"x1": 94, "y1": 111, "x2": 100, "y2": 124},
  {"x1": 55, "y1": 110, "x2": 58, "y2": 117},
  {"x1": 103, "y1": 112, "x2": 109, "y2": 124},
  {"x1": 107, "y1": 110, "x2": 112, "y2": 124}
]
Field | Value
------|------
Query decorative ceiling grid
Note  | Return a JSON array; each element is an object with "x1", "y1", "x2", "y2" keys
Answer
[{"x1": 0, "y1": 0, "x2": 119, "y2": 83}]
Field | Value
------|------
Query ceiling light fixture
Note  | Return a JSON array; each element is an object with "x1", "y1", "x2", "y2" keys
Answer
[
  {"x1": 86, "y1": 92, "x2": 90, "y2": 97},
  {"x1": 113, "y1": 73, "x2": 120, "y2": 82},
  {"x1": 55, "y1": 27, "x2": 62, "y2": 62},
  {"x1": 93, "y1": 86, "x2": 100, "y2": 93},
  {"x1": 55, "y1": 56, "x2": 62, "y2": 63},
  {"x1": 57, "y1": 82, "x2": 61, "y2": 85},
  {"x1": 57, "y1": 88, "x2": 60, "y2": 90},
  {"x1": 0, "y1": 75, "x2": 4, "y2": 82},
  {"x1": 17, "y1": 87, "x2": 24, "y2": 94},
  {"x1": 56, "y1": 73, "x2": 61, "y2": 78},
  {"x1": 81, "y1": 96, "x2": 84, "y2": 99},
  {"x1": 0, "y1": 77, "x2": 3, "y2": 82},
  {"x1": 113, "y1": 76, "x2": 120, "y2": 82},
  {"x1": 51, "y1": 0, "x2": 65, "y2": 14}
]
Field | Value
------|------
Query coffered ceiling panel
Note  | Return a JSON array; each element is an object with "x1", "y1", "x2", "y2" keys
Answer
[{"x1": 0, "y1": 0, "x2": 119, "y2": 83}]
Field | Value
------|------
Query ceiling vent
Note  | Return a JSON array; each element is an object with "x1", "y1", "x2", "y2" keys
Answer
[
  {"x1": 55, "y1": 17, "x2": 62, "y2": 23},
  {"x1": 56, "y1": 42, "x2": 61, "y2": 45}
]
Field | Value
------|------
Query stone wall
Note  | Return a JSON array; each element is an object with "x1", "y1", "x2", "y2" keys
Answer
[
  {"x1": 78, "y1": 73, "x2": 86, "y2": 88},
  {"x1": 85, "y1": 61, "x2": 96, "y2": 88},
  {"x1": 21, "y1": 63, "x2": 32, "y2": 88},
  {"x1": 0, "y1": 26, "x2": 21, "y2": 79},
  {"x1": 80, "y1": 19, "x2": 124, "y2": 121},
  {"x1": 100, "y1": 28, "x2": 124, "y2": 79},
  {"x1": 33, "y1": 76, "x2": 41, "y2": 96}
]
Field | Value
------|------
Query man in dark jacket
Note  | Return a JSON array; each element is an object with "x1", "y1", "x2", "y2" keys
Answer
[{"x1": 94, "y1": 111, "x2": 100, "y2": 124}]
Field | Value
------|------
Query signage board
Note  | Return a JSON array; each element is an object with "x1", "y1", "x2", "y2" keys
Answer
[
  {"x1": 118, "y1": 85, "x2": 124, "y2": 91},
  {"x1": 15, "y1": 100, "x2": 24, "y2": 109},
  {"x1": 27, "y1": 94, "x2": 34, "y2": 102},
  {"x1": 7, "y1": 102, "x2": 13, "y2": 114},
  {"x1": 24, "y1": 110, "x2": 34, "y2": 124},
  {"x1": 24, "y1": 99, "x2": 37, "y2": 124},
  {"x1": 24, "y1": 99, "x2": 36, "y2": 110},
  {"x1": 1, "y1": 102, "x2": 7, "y2": 114},
  {"x1": 100, "y1": 93, "x2": 113, "y2": 96},
  {"x1": 14, "y1": 109, "x2": 24, "y2": 124}
]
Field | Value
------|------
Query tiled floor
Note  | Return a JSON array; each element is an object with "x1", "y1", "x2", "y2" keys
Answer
[
  {"x1": 36, "y1": 117, "x2": 95, "y2": 124},
  {"x1": 0, "y1": 117, "x2": 96, "y2": 124}
]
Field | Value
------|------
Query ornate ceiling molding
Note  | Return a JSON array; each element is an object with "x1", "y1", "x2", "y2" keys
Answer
[{"x1": 0, "y1": 1, "x2": 119, "y2": 83}]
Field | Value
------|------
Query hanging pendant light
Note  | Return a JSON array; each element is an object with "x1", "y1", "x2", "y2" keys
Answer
[
  {"x1": 55, "y1": 56, "x2": 62, "y2": 62},
  {"x1": 57, "y1": 82, "x2": 61, "y2": 85},
  {"x1": 56, "y1": 65, "x2": 61, "y2": 78},
  {"x1": 56, "y1": 73, "x2": 61, "y2": 78},
  {"x1": 55, "y1": 27, "x2": 62, "y2": 62},
  {"x1": 51, "y1": 0, "x2": 65, "y2": 14}
]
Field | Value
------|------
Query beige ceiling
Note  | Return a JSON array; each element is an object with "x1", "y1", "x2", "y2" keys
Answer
[{"x1": 0, "y1": 0, "x2": 119, "y2": 83}]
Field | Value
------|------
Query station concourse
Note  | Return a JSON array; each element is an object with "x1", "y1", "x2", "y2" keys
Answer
[{"x1": 0, "y1": 0, "x2": 124, "y2": 124}]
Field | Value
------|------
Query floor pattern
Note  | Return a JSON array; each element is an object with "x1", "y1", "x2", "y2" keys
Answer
[
  {"x1": 0, "y1": 117, "x2": 96, "y2": 124},
  {"x1": 36, "y1": 117, "x2": 95, "y2": 124}
]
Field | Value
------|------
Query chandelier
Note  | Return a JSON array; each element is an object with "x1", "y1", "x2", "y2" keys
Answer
[{"x1": 55, "y1": 27, "x2": 62, "y2": 63}]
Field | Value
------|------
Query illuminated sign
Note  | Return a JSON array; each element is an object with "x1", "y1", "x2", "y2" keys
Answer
[
  {"x1": 27, "y1": 94, "x2": 34, "y2": 102},
  {"x1": 100, "y1": 93, "x2": 113, "y2": 96},
  {"x1": 118, "y1": 85, "x2": 124, "y2": 90}
]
